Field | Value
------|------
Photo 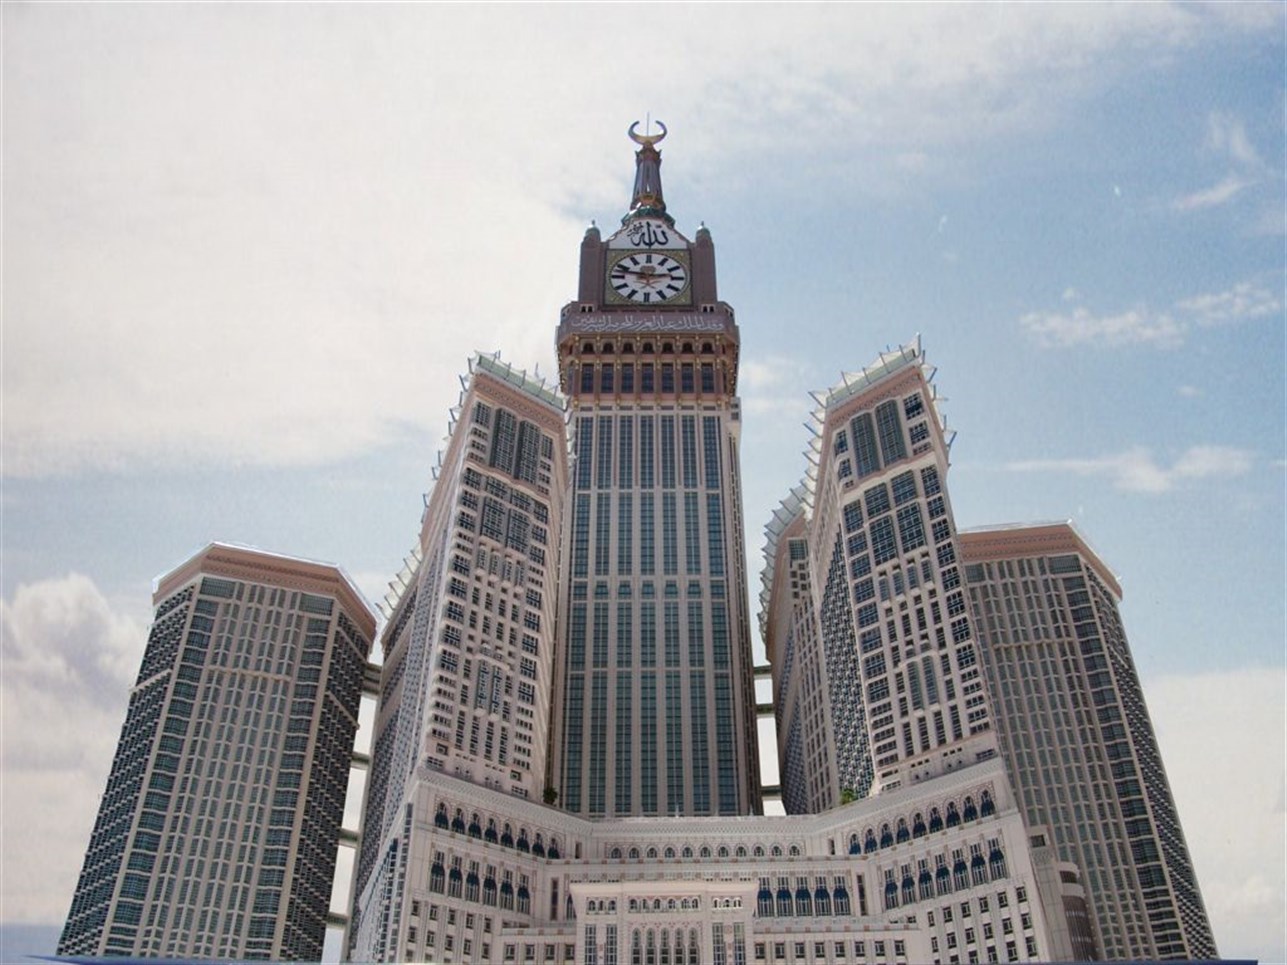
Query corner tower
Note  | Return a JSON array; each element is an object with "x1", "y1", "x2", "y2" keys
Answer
[{"x1": 550, "y1": 124, "x2": 761, "y2": 816}]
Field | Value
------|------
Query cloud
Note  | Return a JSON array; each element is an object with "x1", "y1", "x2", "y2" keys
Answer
[
  {"x1": 1204, "y1": 111, "x2": 1264, "y2": 169},
  {"x1": 1175, "y1": 281, "x2": 1283, "y2": 327},
  {"x1": 2, "y1": 4, "x2": 1267, "y2": 478},
  {"x1": 1171, "y1": 173, "x2": 1254, "y2": 212},
  {"x1": 1, "y1": 574, "x2": 147, "y2": 922},
  {"x1": 740, "y1": 355, "x2": 812, "y2": 417},
  {"x1": 1143, "y1": 667, "x2": 1286, "y2": 964},
  {"x1": 1019, "y1": 306, "x2": 1184, "y2": 349},
  {"x1": 1006, "y1": 445, "x2": 1254, "y2": 493},
  {"x1": 1171, "y1": 112, "x2": 1267, "y2": 212},
  {"x1": 1176, "y1": 385, "x2": 1203, "y2": 398},
  {"x1": 1021, "y1": 278, "x2": 1280, "y2": 350}
]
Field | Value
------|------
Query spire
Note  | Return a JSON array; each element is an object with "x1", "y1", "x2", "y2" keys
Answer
[{"x1": 626, "y1": 119, "x2": 673, "y2": 226}]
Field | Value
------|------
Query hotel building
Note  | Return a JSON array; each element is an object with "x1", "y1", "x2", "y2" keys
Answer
[
  {"x1": 57, "y1": 543, "x2": 375, "y2": 961},
  {"x1": 961, "y1": 523, "x2": 1218, "y2": 960}
]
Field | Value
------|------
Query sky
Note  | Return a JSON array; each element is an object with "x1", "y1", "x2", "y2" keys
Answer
[{"x1": 2, "y1": 4, "x2": 1283, "y2": 962}]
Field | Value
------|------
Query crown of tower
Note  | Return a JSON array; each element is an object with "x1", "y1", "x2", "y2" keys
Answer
[{"x1": 626, "y1": 120, "x2": 674, "y2": 227}]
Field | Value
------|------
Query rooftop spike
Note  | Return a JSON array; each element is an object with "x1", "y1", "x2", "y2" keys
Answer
[{"x1": 625, "y1": 120, "x2": 674, "y2": 227}]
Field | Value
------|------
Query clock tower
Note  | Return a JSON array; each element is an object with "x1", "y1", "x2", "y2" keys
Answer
[{"x1": 550, "y1": 123, "x2": 761, "y2": 817}]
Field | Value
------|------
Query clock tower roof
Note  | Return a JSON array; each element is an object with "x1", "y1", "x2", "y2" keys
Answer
[{"x1": 626, "y1": 120, "x2": 674, "y2": 227}]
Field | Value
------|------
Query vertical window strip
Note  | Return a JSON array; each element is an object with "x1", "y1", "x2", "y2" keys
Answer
[{"x1": 702, "y1": 417, "x2": 722, "y2": 490}]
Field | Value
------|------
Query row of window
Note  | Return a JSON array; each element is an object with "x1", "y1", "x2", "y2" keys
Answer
[{"x1": 433, "y1": 804, "x2": 562, "y2": 857}]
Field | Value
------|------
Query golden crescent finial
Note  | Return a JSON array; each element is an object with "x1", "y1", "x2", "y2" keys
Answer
[{"x1": 628, "y1": 120, "x2": 667, "y2": 148}]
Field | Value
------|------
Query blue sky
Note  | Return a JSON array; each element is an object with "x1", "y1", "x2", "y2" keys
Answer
[{"x1": 3, "y1": 5, "x2": 1283, "y2": 962}]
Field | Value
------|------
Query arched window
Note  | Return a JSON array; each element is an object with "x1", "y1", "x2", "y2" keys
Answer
[
  {"x1": 936, "y1": 863, "x2": 951, "y2": 896},
  {"x1": 736, "y1": 846, "x2": 747, "y2": 858},
  {"x1": 833, "y1": 881, "x2": 851, "y2": 915},
  {"x1": 896, "y1": 819, "x2": 910, "y2": 844},
  {"x1": 879, "y1": 824, "x2": 894, "y2": 849},
  {"x1": 447, "y1": 867, "x2": 463, "y2": 898},
  {"x1": 971, "y1": 853, "x2": 988, "y2": 886},
  {"x1": 468, "y1": 813, "x2": 482, "y2": 838},
  {"x1": 517, "y1": 884, "x2": 530, "y2": 914},
  {"x1": 794, "y1": 883, "x2": 812, "y2": 917},
  {"x1": 633, "y1": 930, "x2": 643, "y2": 965},
  {"x1": 629, "y1": 847, "x2": 641, "y2": 860},
  {"x1": 646, "y1": 847, "x2": 658, "y2": 859},
  {"x1": 757, "y1": 882, "x2": 773, "y2": 917},
  {"x1": 501, "y1": 824, "x2": 514, "y2": 848},
  {"x1": 610, "y1": 847, "x2": 622, "y2": 859},
  {"x1": 919, "y1": 869, "x2": 934, "y2": 901},
  {"x1": 776, "y1": 885, "x2": 792, "y2": 917},
  {"x1": 953, "y1": 857, "x2": 969, "y2": 891},
  {"x1": 814, "y1": 883, "x2": 831, "y2": 916},
  {"x1": 451, "y1": 810, "x2": 466, "y2": 834},
  {"x1": 789, "y1": 844, "x2": 801, "y2": 856},
  {"x1": 981, "y1": 791, "x2": 996, "y2": 817},
  {"x1": 963, "y1": 796, "x2": 978, "y2": 822},
  {"x1": 989, "y1": 844, "x2": 1007, "y2": 881},
  {"x1": 863, "y1": 829, "x2": 878, "y2": 854},
  {"x1": 664, "y1": 847, "x2": 676, "y2": 859},
  {"x1": 516, "y1": 830, "x2": 531, "y2": 853},
  {"x1": 465, "y1": 870, "x2": 480, "y2": 902},
  {"x1": 884, "y1": 878, "x2": 898, "y2": 911},
  {"x1": 929, "y1": 808, "x2": 944, "y2": 833},
  {"x1": 901, "y1": 873, "x2": 916, "y2": 906},
  {"x1": 946, "y1": 803, "x2": 961, "y2": 828},
  {"x1": 429, "y1": 862, "x2": 445, "y2": 894},
  {"x1": 717, "y1": 845, "x2": 729, "y2": 858},
  {"x1": 532, "y1": 834, "x2": 545, "y2": 858},
  {"x1": 849, "y1": 833, "x2": 861, "y2": 855},
  {"x1": 484, "y1": 819, "x2": 498, "y2": 843},
  {"x1": 912, "y1": 813, "x2": 927, "y2": 838},
  {"x1": 548, "y1": 837, "x2": 561, "y2": 859},
  {"x1": 770, "y1": 844, "x2": 783, "y2": 857},
  {"x1": 500, "y1": 880, "x2": 514, "y2": 910},
  {"x1": 681, "y1": 846, "x2": 693, "y2": 859},
  {"x1": 482, "y1": 877, "x2": 497, "y2": 906},
  {"x1": 434, "y1": 804, "x2": 449, "y2": 829}
]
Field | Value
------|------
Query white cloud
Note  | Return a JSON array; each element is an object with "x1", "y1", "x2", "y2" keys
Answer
[
  {"x1": 1018, "y1": 306, "x2": 1184, "y2": 349},
  {"x1": 1006, "y1": 445, "x2": 1254, "y2": 493},
  {"x1": 1176, "y1": 281, "x2": 1283, "y2": 326},
  {"x1": 1143, "y1": 667, "x2": 1286, "y2": 964},
  {"x1": 1204, "y1": 111, "x2": 1264, "y2": 169},
  {"x1": 1171, "y1": 111, "x2": 1268, "y2": 213},
  {"x1": 1, "y1": 574, "x2": 147, "y2": 922},
  {"x1": 1176, "y1": 385, "x2": 1204, "y2": 398},
  {"x1": 3, "y1": 3, "x2": 1264, "y2": 478},
  {"x1": 1171, "y1": 173, "x2": 1255, "y2": 211},
  {"x1": 740, "y1": 355, "x2": 813, "y2": 417},
  {"x1": 1022, "y1": 278, "x2": 1279, "y2": 350}
]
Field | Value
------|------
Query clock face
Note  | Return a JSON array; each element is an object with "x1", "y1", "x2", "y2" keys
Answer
[{"x1": 607, "y1": 251, "x2": 690, "y2": 305}]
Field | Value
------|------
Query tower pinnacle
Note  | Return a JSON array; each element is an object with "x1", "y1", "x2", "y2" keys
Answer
[{"x1": 627, "y1": 119, "x2": 672, "y2": 225}]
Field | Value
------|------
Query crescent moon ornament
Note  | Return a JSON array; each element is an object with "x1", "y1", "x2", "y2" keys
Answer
[{"x1": 628, "y1": 120, "x2": 667, "y2": 147}]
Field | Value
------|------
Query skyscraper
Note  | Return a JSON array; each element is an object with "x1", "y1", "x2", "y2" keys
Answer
[
  {"x1": 548, "y1": 121, "x2": 761, "y2": 817},
  {"x1": 58, "y1": 543, "x2": 375, "y2": 961},
  {"x1": 346, "y1": 126, "x2": 1077, "y2": 965},
  {"x1": 961, "y1": 522, "x2": 1218, "y2": 960},
  {"x1": 348, "y1": 353, "x2": 569, "y2": 962},
  {"x1": 763, "y1": 340, "x2": 999, "y2": 815}
]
